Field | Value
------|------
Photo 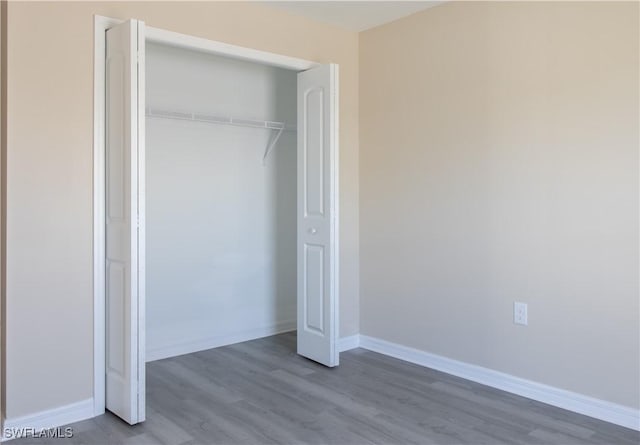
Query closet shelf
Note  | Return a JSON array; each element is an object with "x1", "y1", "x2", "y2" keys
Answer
[{"x1": 145, "y1": 107, "x2": 295, "y2": 165}]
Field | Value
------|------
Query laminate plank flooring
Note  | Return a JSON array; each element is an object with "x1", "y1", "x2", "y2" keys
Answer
[{"x1": 12, "y1": 333, "x2": 639, "y2": 445}]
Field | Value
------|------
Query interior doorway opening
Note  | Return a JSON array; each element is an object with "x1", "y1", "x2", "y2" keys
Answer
[{"x1": 144, "y1": 42, "x2": 299, "y2": 362}]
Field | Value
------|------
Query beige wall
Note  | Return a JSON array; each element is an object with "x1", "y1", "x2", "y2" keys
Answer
[
  {"x1": 360, "y1": 1, "x2": 639, "y2": 409},
  {"x1": 3, "y1": 1, "x2": 359, "y2": 419}
]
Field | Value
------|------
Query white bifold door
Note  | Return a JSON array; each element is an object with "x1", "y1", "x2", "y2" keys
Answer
[
  {"x1": 296, "y1": 64, "x2": 339, "y2": 367},
  {"x1": 105, "y1": 19, "x2": 146, "y2": 425},
  {"x1": 104, "y1": 20, "x2": 338, "y2": 425}
]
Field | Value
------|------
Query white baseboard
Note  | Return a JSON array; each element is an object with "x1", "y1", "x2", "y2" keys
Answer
[
  {"x1": 146, "y1": 320, "x2": 296, "y2": 362},
  {"x1": 1, "y1": 398, "x2": 94, "y2": 442},
  {"x1": 337, "y1": 334, "x2": 360, "y2": 352},
  {"x1": 357, "y1": 335, "x2": 639, "y2": 431}
]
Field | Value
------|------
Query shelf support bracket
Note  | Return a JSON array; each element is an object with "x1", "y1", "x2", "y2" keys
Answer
[{"x1": 262, "y1": 126, "x2": 285, "y2": 166}]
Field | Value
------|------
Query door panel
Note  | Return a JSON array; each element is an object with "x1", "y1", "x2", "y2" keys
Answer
[
  {"x1": 105, "y1": 18, "x2": 145, "y2": 425},
  {"x1": 297, "y1": 64, "x2": 339, "y2": 367},
  {"x1": 304, "y1": 244, "x2": 325, "y2": 333}
]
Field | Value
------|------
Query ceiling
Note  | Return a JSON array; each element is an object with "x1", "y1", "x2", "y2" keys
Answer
[{"x1": 264, "y1": 1, "x2": 444, "y2": 32}]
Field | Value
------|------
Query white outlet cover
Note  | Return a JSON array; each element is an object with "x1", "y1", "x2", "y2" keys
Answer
[{"x1": 514, "y1": 302, "x2": 528, "y2": 326}]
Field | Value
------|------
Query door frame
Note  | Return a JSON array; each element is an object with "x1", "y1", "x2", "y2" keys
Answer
[{"x1": 93, "y1": 15, "x2": 339, "y2": 417}]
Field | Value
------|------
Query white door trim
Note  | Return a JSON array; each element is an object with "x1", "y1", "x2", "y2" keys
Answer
[
  {"x1": 93, "y1": 15, "x2": 337, "y2": 417},
  {"x1": 144, "y1": 27, "x2": 317, "y2": 71}
]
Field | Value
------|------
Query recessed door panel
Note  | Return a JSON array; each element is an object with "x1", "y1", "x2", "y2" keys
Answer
[
  {"x1": 304, "y1": 243, "x2": 325, "y2": 334},
  {"x1": 304, "y1": 87, "x2": 324, "y2": 217}
]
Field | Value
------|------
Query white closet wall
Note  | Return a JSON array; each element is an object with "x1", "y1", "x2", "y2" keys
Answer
[{"x1": 145, "y1": 43, "x2": 297, "y2": 360}]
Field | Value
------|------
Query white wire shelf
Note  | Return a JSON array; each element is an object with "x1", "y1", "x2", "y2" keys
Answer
[{"x1": 146, "y1": 107, "x2": 295, "y2": 165}]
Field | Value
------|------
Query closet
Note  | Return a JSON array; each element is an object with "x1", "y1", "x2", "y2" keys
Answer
[
  {"x1": 145, "y1": 43, "x2": 297, "y2": 361},
  {"x1": 101, "y1": 19, "x2": 339, "y2": 425}
]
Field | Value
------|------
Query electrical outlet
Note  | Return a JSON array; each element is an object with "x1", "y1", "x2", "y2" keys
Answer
[{"x1": 514, "y1": 302, "x2": 528, "y2": 326}]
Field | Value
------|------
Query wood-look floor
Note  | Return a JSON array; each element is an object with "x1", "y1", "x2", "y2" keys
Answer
[{"x1": 14, "y1": 333, "x2": 639, "y2": 445}]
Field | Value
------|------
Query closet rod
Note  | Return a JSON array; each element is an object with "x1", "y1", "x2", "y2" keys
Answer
[{"x1": 146, "y1": 107, "x2": 295, "y2": 165}]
